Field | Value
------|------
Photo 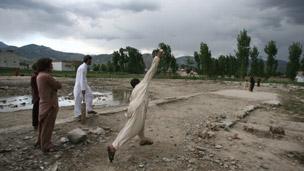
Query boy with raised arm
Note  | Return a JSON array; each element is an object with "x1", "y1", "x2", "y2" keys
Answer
[{"x1": 107, "y1": 49, "x2": 163, "y2": 162}]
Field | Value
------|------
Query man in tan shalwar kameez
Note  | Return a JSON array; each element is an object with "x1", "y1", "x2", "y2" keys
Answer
[
  {"x1": 35, "y1": 58, "x2": 62, "y2": 153},
  {"x1": 107, "y1": 50, "x2": 163, "y2": 162}
]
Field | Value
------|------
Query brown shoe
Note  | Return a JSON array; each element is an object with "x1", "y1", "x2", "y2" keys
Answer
[
  {"x1": 139, "y1": 138, "x2": 153, "y2": 146},
  {"x1": 107, "y1": 145, "x2": 116, "y2": 163}
]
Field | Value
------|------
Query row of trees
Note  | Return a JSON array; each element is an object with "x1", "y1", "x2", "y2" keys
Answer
[
  {"x1": 112, "y1": 46, "x2": 145, "y2": 74},
  {"x1": 93, "y1": 43, "x2": 178, "y2": 74},
  {"x1": 93, "y1": 46, "x2": 145, "y2": 74},
  {"x1": 93, "y1": 29, "x2": 304, "y2": 80},
  {"x1": 92, "y1": 62, "x2": 114, "y2": 72},
  {"x1": 192, "y1": 32, "x2": 265, "y2": 78},
  {"x1": 193, "y1": 29, "x2": 304, "y2": 79}
]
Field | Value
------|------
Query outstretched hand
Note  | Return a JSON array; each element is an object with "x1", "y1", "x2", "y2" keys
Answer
[{"x1": 157, "y1": 49, "x2": 164, "y2": 58}]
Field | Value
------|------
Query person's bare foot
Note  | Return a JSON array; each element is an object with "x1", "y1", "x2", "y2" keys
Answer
[
  {"x1": 107, "y1": 145, "x2": 116, "y2": 163},
  {"x1": 43, "y1": 147, "x2": 58, "y2": 153},
  {"x1": 42, "y1": 144, "x2": 58, "y2": 153},
  {"x1": 139, "y1": 138, "x2": 153, "y2": 146}
]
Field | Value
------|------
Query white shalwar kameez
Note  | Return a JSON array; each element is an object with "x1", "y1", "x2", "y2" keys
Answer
[
  {"x1": 73, "y1": 63, "x2": 93, "y2": 117},
  {"x1": 112, "y1": 56, "x2": 160, "y2": 149}
]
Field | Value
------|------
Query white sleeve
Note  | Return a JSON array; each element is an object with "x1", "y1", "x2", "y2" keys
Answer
[
  {"x1": 142, "y1": 56, "x2": 160, "y2": 83},
  {"x1": 80, "y1": 67, "x2": 86, "y2": 91}
]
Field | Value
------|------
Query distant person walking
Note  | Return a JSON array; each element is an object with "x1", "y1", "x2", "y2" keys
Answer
[
  {"x1": 249, "y1": 76, "x2": 255, "y2": 92},
  {"x1": 35, "y1": 58, "x2": 62, "y2": 153},
  {"x1": 73, "y1": 55, "x2": 96, "y2": 121},
  {"x1": 107, "y1": 49, "x2": 164, "y2": 162},
  {"x1": 257, "y1": 78, "x2": 261, "y2": 87},
  {"x1": 30, "y1": 63, "x2": 39, "y2": 130}
]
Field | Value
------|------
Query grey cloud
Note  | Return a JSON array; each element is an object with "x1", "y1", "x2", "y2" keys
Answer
[
  {"x1": 257, "y1": 0, "x2": 304, "y2": 24},
  {"x1": 0, "y1": 0, "x2": 160, "y2": 40},
  {"x1": 69, "y1": 1, "x2": 160, "y2": 19},
  {"x1": 0, "y1": 0, "x2": 76, "y2": 38},
  {"x1": 0, "y1": 0, "x2": 160, "y2": 18},
  {"x1": 117, "y1": 1, "x2": 160, "y2": 12},
  {"x1": 0, "y1": 8, "x2": 75, "y2": 39},
  {"x1": 0, "y1": 0, "x2": 303, "y2": 61},
  {"x1": 0, "y1": 0, "x2": 58, "y2": 13}
]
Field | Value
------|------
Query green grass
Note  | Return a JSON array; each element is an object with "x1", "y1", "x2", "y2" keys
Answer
[
  {"x1": 0, "y1": 68, "x2": 303, "y2": 86},
  {"x1": 0, "y1": 68, "x2": 32, "y2": 76}
]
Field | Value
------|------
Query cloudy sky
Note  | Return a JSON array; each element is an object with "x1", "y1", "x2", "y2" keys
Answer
[{"x1": 0, "y1": 0, "x2": 303, "y2": 60}]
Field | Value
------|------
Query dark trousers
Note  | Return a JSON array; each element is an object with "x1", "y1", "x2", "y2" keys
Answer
[
  {"x1": 32, "y1": 100, "x2": 39, "y2": 127},
  {"x1": 249, "y1": 84, "x2": 255, "y2": 92}
]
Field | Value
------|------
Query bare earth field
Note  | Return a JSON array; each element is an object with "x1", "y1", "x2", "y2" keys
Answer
[{"x1": 0, "y1": 76, "x2": 304, "y2": 171}]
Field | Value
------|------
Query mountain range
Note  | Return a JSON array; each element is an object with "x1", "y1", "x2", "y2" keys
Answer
[
  {"x1": 0, "y1": 41, "x2": 145, "y2": 66},
  {"x1": 0, "y1": 41, "x2": 9, "y2": 48},
  {"x1": 0, "y1": 41, "x2": 287, "y2": 72}
]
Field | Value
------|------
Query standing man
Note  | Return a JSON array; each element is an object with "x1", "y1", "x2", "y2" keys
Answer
[
  {"x1": 35, "y1": 58, "x2": 62, "y2": 152},
  {"x1": 74, "y1": 55, "x2": 96, "y2": 121},
  {"x1": 107, "y1": 49, "x2": 163, "y2": 162},
  {"x1": 249, "y1": 76, "x2": 255, "y2": 92},
  {"x1": 31, "y1": 63, "x2": 39, "y2": 130}
]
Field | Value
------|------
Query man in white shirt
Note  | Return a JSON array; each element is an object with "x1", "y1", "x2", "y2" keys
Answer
[
  {"x1": 107, "y1": 49, "x2": 163, "y2": 162},
  {"x1": 74, "y1": 55, "x2": 97, "y2": 120}
]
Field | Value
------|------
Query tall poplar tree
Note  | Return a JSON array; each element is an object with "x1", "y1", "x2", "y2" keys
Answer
[
  {"x1": 235, "y1": 29, "x2": 251, "y2": 78},
  {"x1": 286, "y1": 42, "x2": 302, "y2": 79},
  {"x1": 264, "y1": 40, "x2": 278, "y2": 77},
  {"x1": 250, "y1": 46, "x2": 259, "y2": 76}
]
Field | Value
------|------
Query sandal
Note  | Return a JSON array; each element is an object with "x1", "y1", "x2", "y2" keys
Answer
[
  {"x1": 107, "y1": 145, "x2": 116, "y2": 163},
  {"x1": 139, "y1": 138, "x2": 153, "y2": 146}
]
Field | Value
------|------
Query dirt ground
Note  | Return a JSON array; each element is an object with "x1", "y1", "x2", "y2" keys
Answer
[{"x1": 0, "y1": 76, "x2": 304, "y2": 171}]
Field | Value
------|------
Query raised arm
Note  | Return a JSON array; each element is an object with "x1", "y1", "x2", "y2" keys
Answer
[
  {"x1": 142, "y1": 50, "x2": 163, "y2": 83},
  {"x1": 142, "y1": 56, "x2": 160, "y2": 83}
]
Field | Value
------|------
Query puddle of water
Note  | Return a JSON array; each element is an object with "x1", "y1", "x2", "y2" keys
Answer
[{"x1": 0, "y1": 89, "x2": 131, "y2": 112}]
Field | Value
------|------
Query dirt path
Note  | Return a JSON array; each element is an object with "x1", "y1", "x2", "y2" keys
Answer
[{"x1": 0, "y1": 78, "x2": 303, "y2": 171}]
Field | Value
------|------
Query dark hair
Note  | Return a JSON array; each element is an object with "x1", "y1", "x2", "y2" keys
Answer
[
  {"x1": 36, "y1": 58, "x2": 52, "y2": 72},
  {"x1": 130, "y1": 78, "x2": 140, "y2": 88},
  {"x1": 83, "y1": 55, "x2": 92, "y2": 63},
  {"x1": 31, "y1": 62, "x2": 37, "y2": 71},
  {"x1": 152, "y1": 49, "x2": 160, "y2": 58}
]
